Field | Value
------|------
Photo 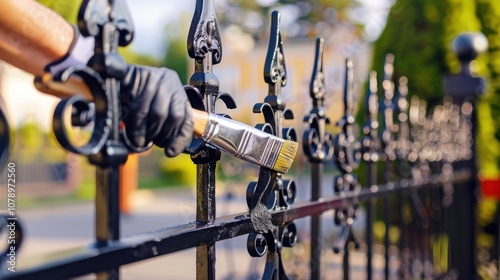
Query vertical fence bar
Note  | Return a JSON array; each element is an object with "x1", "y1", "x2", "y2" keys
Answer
[
  {"x1": 310, "y1": 164, "x2": 322, "y2": 280},
  {"x1": 54, "y1": 1, "x2": 137, "y2": 279},
  {"x1": 195, "y1": 162, "x2": 217, "y2": 279},
  {"x1": 333, "y1": 59, "x2": 361, "y2": 280},
  {"x1": 245, "y1": 10, "x2": 298, "y2": 279},
  {"x1": 303, "y1": 37, "x2": 333, "y2": 280},
  {"x1": 361, "y1": 71, "x2": 380, "y2": 280},
  {"x1": 444, "y1": 32, "x2": 486, "y2": 279},
  {"x1": 186, "y1": 1, "x2": 236, "y2": 279},
  {"x1": 380, "y1": 54, "x2": 395, "y2": 280}
]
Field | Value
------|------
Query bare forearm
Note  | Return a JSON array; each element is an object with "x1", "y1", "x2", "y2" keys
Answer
[{"x1": 0, "y1": 0, "x2": 74, "y2": 76}]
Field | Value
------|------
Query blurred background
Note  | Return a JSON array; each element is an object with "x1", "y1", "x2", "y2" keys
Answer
[{"x1": 0, "y1": 0, "x2": 499, "y2": 279}]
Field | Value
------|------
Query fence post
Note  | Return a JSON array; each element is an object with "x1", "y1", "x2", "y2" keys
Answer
[
  {"x1": 444, "y1": 32, "x2": 487, "y2": 280},
  {"x1": 332, "y1": 59, "x2": 362, "y2": 280},
  {"x1": 303, "y1": 37, "x2": 334, "y2": 280},
  {"x1": 361, "y1": 70, "x2": 380, "y2": 280},
  {"x1": 185, "y1": 0, "x2": 236, "y2": 279},
  {"x1": 380, "y1": 54, "x2": 396, "y2": 280}
]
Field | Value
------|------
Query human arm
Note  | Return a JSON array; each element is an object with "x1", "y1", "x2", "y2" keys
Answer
[
  {"x1": 0, "y1": 0, "x2": 193, "y2": 156},
  {"x1": 0, "y1": 0, "x2": 74, "y2": 76}
]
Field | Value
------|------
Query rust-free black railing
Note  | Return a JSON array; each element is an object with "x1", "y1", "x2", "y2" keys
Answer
[{"x1": 0, "y1": 0, "x2": 488, "y2": 279}]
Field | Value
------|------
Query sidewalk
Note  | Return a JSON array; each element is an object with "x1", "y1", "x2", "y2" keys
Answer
[
  {"x1": 16, "y1": 187, "x2": 264, "y2": 279},
  {"x1": 13, "y1": 183, "x2": 393, "y2": 279}
]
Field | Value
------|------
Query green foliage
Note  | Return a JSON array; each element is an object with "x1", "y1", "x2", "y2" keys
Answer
[
  {"x1": 370, "y1": 0, "x2": 500, "y2": 175},
  {"x1": 372, "y1": 0, "x2": 449, "y2": 106},
  {"x1": 18, "y1": 120, "x2": 43, "y2": 149},
  {"x1": 118, "y1": 47, "x2": 160, "y2": 67},
  {"x1": 162, "y1": 33, "x2": 189, "y2": 84},
  {"x1": 158, "y1": 153, "x2": 197, "y2": 188},
  {"x1": 37, "y1": 0, "x2": 80, "y2": 24},
  {"x1": 476, "y1": 0, "x2": 500, "y2": 143}
]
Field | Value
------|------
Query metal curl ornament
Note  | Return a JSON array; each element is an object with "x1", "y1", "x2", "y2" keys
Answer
[
  {"x1": 332, "y1": 174, "x2": 362, "y2": 252},
  {"x1": 361, "y1": 71, "x2": 380, "y2": 163},
  {"x1": 187, "y1": 0, "x2": 222, "y2": 64},
  {"x1": 78, "y1": 0, "x2": 134, "y2": 47},
  {"x1": 52, "y1": 66, "x2": 110, "y2": 156},
  {"x1": 245, "y1": 10, "x2": 297, "y2": 280},
  {"x1": 380, "y1": 54, "x2": 397, "y2": 163},
  {"x1": 394, "y1": 76, "x2": 412, "y2": 164},
  {"x1": 334, "y1": 59, "x2": 361, "y2": 173},
  {"x1": 303, "y1": 37, "x2": 334, "y2": 163},
  {"x1": 185, "y1": 0, "x2": 236, "y2": 156},
  {"x1": 184, "y1": 85, "x2": 236, "y2": 154},
  {"x1": 332, "y1": 59, "x2": 362, "y2": 254}
]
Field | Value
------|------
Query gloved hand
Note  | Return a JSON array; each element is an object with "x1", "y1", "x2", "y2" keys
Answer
[
  {"x1": 120, "y1": 65, "x2": 193, "y2": 157},
  {"x1": 45, "y1": 27, "x2": 193, "y2": 157}
]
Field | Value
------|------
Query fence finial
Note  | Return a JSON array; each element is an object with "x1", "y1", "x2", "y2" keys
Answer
[
  {"x1": 332, "y1": 59, "x2": 362, "y2": 255},
  {"x1": 246, "y1": 10, "x2": 297, "y2": 279},
  {"x1": 303, "y1": 37, "x2": 334, "y2": 162}
]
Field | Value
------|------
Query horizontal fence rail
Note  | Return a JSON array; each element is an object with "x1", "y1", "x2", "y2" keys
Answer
[
  {"x1": 0, "y1": 0, "x2": 487, "y2": 279},
  {"x1": 0, "y1": 171, "x2": 471, "y2": 280}
]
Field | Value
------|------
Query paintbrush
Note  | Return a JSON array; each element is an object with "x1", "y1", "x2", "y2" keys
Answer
[{"x1": 34, "y1": 73, "x2": 298, "y2": 173}]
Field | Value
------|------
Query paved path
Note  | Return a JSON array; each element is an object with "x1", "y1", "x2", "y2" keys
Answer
[{"x1": 10, "y1": 178, "x2": 396, "y2": 279}]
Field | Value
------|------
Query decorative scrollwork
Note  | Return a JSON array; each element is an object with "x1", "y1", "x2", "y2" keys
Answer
[
  {"x1": 52, "y1": 67, "x2": 110, "y2": 156},
  {"x1": 79, "y1": 0, "x2": 134, "y2": 46},
  {"x1": 303, "y1": 37, "x2": 334, "y2": 163},
  {"x1": 187, "y1": 0, "x2": 222, "y2": 64},
  {"x1": 332, "y1": 59, "x2": 362, "y2": 253},
  {"x1": 246, "y1": 10, "x2": 297, "y2": 280},
  {"x1": 395, "y1": 77, "x2": 412, "y2": 164},
  {"x1": 381, "y1": 54, "x2": 396, "y2": 163},
  {"x1": 361, "y1": 71, "x2": 380, "y2": 164},
  {"x1": 53, "y1": 0, "x2": 147, "y2": 162},
  {"x1": 334, "y1": 60, "x2": 361, "y2": 173},
  {"x1": 186, "y1": 0, "x2": 235, "y2": 156},
  {"x1": 264, "y1": 12, "x2": 287, "y2": 90}
]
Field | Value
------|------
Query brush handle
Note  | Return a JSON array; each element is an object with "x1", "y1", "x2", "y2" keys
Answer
[
  {"x1": 35, "y1": 73, "x2": 297, "y2": 172},
  {"x1": 34, "y1": 73, "x2": 210, "y2": 136}
]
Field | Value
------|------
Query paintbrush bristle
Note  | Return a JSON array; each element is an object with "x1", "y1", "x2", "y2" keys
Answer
[{"x1": 272, "y1": 140, "x2": 299, "y2": 174}]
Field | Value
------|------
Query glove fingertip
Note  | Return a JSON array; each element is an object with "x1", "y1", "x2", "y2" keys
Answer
[{"x1": 164, "y1": 143, "x2": 184, "y2": 158}]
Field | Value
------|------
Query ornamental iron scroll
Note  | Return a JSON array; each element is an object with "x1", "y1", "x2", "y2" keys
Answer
[
  {"x1": 51, "y1": 1, "x2": 139, "y2": 278},
  {"x1": 332, "y1": 59, "x2": 362, "y2": 255},
  {"x1": 246, "y1": 10, "x2": 297, "y2": 280},
  {"x1": 185, "y1": 0, "x2": 235, "y2": 155},
  {"x1": 361, "y1": 71, "x2": 380, "y2": 165},
  {"x1": 303, "y1": 37, "x2": 334, "y2": 163},
  {"x1": 303, "y1": 37, "x2": 334, "y2": 280},
  {"x1": 380, "y1": 54, "x2": 396, "y2": 164},
  {"x1": 361, "y1": 71, "x2": 380, "y2": 279},
  {"x1": 394, "y1": 77, "x2": 412, "y2": 166},
  {"x1": 187, "y1": 0, "x2": 222, "y2": 65},
  {"x1": 185, "y1": 1, "x2": 236, "y2": 278},
  {"x1": 378, "y1": 53, "x2": 397, "y2": 278}
]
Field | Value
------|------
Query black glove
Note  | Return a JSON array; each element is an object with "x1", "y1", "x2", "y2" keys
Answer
[
  {"x1": 120, "y1": 65, "x2": 193, "y2": 157},
  {"x1": 46, "y1": 26, "x2": 193, "y2": 157}
]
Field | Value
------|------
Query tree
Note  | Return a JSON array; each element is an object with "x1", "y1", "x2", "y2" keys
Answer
[
  {"x1": 370, "y1": 0, "x2": 499, "y2": 175},
  {"x1": 475, "y1": 0, "x2": 500, "y2": 143},
  {"x1": 37, "y1": 0, "x2": 80, "y2": 24}
]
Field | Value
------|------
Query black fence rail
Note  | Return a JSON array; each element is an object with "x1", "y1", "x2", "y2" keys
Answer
[{"x1": 0, "y1": 0, "x2": 488, "y2": 279}]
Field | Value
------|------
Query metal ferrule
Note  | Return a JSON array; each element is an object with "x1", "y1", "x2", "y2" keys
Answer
[{"x1": 201, "y1": 113, "x2": 284, "y2": 169}]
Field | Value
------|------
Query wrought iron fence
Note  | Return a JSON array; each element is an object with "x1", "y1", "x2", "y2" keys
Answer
[{"x1": 0, "y1": 0, "x2": 489, "y2": 279}]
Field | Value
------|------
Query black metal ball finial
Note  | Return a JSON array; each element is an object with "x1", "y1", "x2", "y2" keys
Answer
[{"x1": 452, "y1": 32, "x2": 488, "y2": 63}]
